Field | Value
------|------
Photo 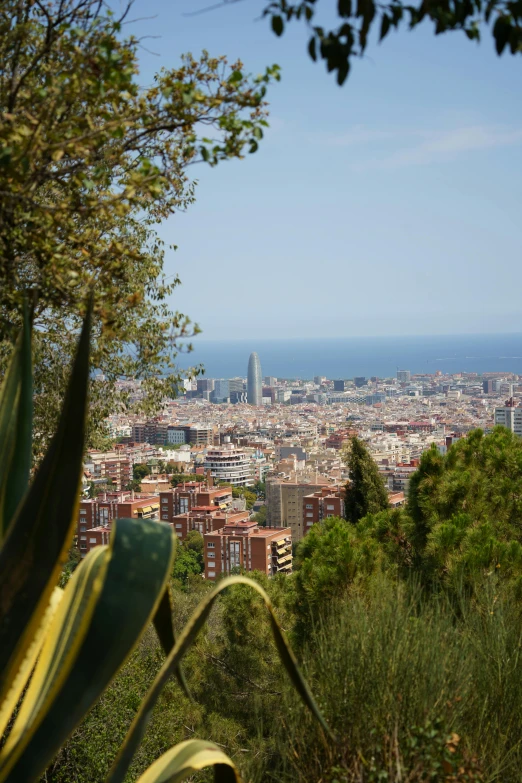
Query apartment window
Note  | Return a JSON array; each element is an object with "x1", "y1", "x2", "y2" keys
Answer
[
  {"x1": 208, "y1": 552, "x2": 215, "y2": 559},
  {"x1": 176, "y1": 532, "x2": 182, "y2": 537},
  {"x1": 326, "y1": 505, "x2": 335, "y2": 511},
  {"x1": 207, "y1": 542, "x2": 215, "y2": 548},
  {"x1": 208, "y1": 571, "x2": 215, "y2": 578},
  {"x1": 305, "y1": 504, "x2": 313, "y2": 509},
  {"x1": 89, "y1": 538, "x2": 97, "y2": 543},
  {"x1": 80, "y1": 525, "x2": 86, "y2": 532},
  {"x1": 162, "y1": 514, "x2": 169, "y2": 520},
  {"x1": 80, "y1": 509, "x2": 86, "y2": 515},
  {"x1": 80, "y1": 536, "x2": 87, "y2": 541},
  {"x1": 161, "y1": 498, "x2": 168, "y2": 504},
  {"x1": 230, "y1": 541, "x2": 241, "y2": 569},
  {"x1": 306, "y1": 512, "x2": 314, "y2": 518},
  {"x1": 175, "y1": 524, "x2": 182, "y2": 529}
]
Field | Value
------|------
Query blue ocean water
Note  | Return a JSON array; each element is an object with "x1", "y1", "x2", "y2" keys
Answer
[{"x1": 175, "y1": 334, "x2": 522, "y2": 380}]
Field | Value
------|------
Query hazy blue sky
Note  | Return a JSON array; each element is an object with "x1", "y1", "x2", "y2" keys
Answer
[{"x1": 131, "y1": 0, "x2": 522, "y2": 339}]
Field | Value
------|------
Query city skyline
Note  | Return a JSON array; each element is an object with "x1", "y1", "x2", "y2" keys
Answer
[{"x1": 176, "y1": 333, "x2": 522, "y2": 380}]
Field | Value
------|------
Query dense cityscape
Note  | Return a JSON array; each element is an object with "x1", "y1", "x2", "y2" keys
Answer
[
  {"x1": 79, "y1": 350, "x2": 522, "y2": 578},
  {"x1": 2, "y1": 0, "x2": 522, "y2": 778}
]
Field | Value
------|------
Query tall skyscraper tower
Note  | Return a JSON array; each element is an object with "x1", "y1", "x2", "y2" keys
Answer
[{"x1": 247, "y1": 352, "x2": 262, "y2": 406}]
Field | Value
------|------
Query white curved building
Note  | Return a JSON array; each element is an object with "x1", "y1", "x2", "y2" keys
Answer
[
  {"x1": 247, "y1": 352, "x2": 262, "y2": 406},
  {"x1": 204, "y1": 444, "x2": 254, "y2": 487}
]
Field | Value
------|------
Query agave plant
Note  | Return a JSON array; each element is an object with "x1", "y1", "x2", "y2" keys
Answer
[{"x1": 0, "y1": 308, "x2": 332, "y2": 783}]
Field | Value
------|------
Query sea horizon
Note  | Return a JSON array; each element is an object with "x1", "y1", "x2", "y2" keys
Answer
[{"x1": 174, "y1": 333, "x2": 522, "y2": 380}]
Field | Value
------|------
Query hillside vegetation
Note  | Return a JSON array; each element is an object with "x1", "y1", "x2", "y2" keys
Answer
[{"x1": 46, "y1": 426, "x2": 522, "y2": 782}]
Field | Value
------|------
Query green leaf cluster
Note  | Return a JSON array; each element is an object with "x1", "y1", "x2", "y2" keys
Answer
[
  {"x1": 262, "y1": 0, "x2": 522, "y2": 85},
  {"x1": 133, "y1": 464, "x2": 151, "y2": 481},
  {"x1": 172, "y1": 531, "x2": 205, "y2": 588}
]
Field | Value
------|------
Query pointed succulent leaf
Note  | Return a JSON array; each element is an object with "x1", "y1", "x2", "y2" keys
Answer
[
  {"x1": 0, "y1": 303, "x2": 32, "y2": 542},
  {"x1": 0, "y1": 308, "x2": 91, "y2": 712},
  {"x1": 108, "y1": 575, "x2": 334, "y2": 783},
  {"x1": 134, "y1": 739, "x2": 241, "y2": 783},
  {"x1": 0, "y1": 518, "x2": 175, "y2": 783},
  {"x1": 152, "y1": 586, "x2": 191, "y2": 699}
]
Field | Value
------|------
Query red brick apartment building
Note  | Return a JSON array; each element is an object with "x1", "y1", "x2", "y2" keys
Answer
[
  {"x1": 77, "y1": 491, "x2": 159, "y2": 558},
  {"x1": 85, "y1": 450, "x2": 132, "y2": 491},
  {"x1": 158, "y1": 483, "x2": 233, "y2": 522},
  {"x1": 302, "y1": 486, "x2": 345, "y2": 534},
  {"x1": 159, "y1": 482, "x2": 247, "y2": 541},
  {"x1": 204, "y1": 518, "x2": 292, "y2": 581},
  {"x1": 170, "y1": 508, "x2": 250, "y2": 540}
]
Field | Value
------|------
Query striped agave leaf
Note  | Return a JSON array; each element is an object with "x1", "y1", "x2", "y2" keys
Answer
[
  {"x1": 108, "y1": 574, "x2": 334, "y2": 783},
  {"x1": 134, "y1": 739, "x2": 240, "y2": 783},
  {"x1": 0, "y1": 518, "x2": 175, "y2": 783},
  {"x1": 0, "y1": 302, "x2": 32, "y2": 543},
  {"x1": 0, "y1": 306, "x2": 91, "y2": 712}
]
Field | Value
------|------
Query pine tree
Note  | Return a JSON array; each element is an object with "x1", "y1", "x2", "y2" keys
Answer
[{"x1": 344, "y1": 436, "x2": 389, "y2": 524}]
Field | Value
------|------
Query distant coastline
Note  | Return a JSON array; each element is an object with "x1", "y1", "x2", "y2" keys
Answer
[{"x1": 174, "y1": 333, "x2": 522, "y2": 379}]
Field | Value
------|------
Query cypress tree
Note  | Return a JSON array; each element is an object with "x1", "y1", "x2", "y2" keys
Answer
[{"x1": 344, "y1": 436, "x2": 389, "y2": 524}]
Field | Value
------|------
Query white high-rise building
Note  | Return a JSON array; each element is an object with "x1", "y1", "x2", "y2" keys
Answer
[
  {"x1": 494, "y1": 399, "x2": 522, "y2": 436},
  {"x1": 203, "y1": 444, "x2": 254, "y2": 487}
]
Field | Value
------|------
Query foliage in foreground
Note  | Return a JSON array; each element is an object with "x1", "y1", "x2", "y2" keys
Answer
[
  {"x1": 407, "y1": 427, "x2": 522, "y2": 589},
  {"x1": 259, "y1": 0, "x2": 522, "y2": 85},
  {"x1": 54, "y1": 569, "x2": 522, "y2": 782},
  {"x1": 0, "y1": 0, "x2": 280, "y2": 452},
  {"x1": 0, "y1": 311, "x2": 328, "y2": 783}
]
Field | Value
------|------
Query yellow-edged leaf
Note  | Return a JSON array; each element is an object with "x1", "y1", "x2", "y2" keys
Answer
[
  {"x1": 0, "y1": 518, "x2": 175, "y2": 783},
  {"x1": 108, "y1": 575, "x2": 334, "y2": 783},
  {"x1": 0, "y1": 307, "x2": 91, "y2": 709},
  {"x1": 152, "y1": 587, "x2": 191, "y2": 700},
  {"x1": 0, "y1": 546, "x2": 109, "y2": 770},
  {"x1": 0, "y1": 587, "x2": 63, "y2": 739},
  {"x1": 0, "y1": 306, "x2": 27, "y2": 542},
  {"x1": 135, "y1": 739, "x2": 240, "y2": 783},
  {"x1": 3, "y1": 302, "x2": 32, "y2": 534}
]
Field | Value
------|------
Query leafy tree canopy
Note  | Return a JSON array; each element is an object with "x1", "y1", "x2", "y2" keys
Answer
[
  {"x1": 253, "y1": 504, "x2": 267, "y2": 525},
  {"x1": 405, "y1": 426, "x2": 522, "y2": 590},
  {"x1": 254, "y1": 0, "x2": 522, "y2": 84},
  {"x1": 170, "y1": 473, "x2": 205, "y2": 487},
  {"x1": 303, "y1": 428, "x2": 522, "y2": 599},
  {"x1": 343, "y1": 435, "x2": 389, "y2": 524},
  {"x1": 172, "y1": 532, "x2": 205, "y2": 586},
  {"x1": 232, "y1": 486, "x2": 257, "y2": 509},
  {"x1": 133, "y1": 463, "x2": 150, "y2": 481},
  {"x1": 125, "y1": 478, "x2": 142, "y2": 493},
  {"x1": 184, "y1": 529, "x2": 205, "y2": 562},
  {"x1": 0, "y1": 0, "x2": 280, "y2": 452},
  {"x1": 253, "y1": 480, "x2": 266, "y2": 495}
]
